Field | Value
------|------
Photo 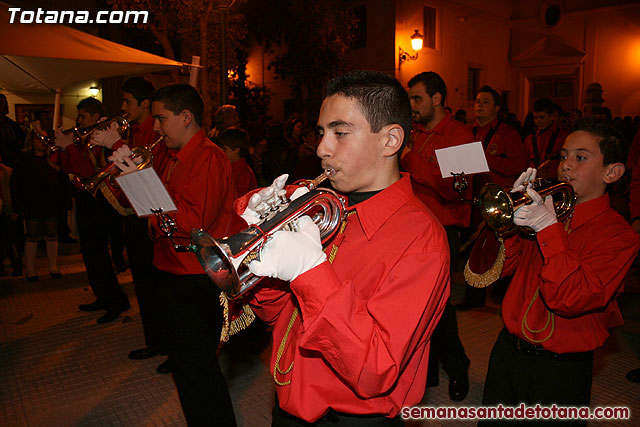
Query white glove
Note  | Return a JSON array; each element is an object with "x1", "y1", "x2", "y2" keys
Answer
[
  {"x1": 249, "y1": 216, "x2": 326, "y2": 281},
  {"x1": 91, "y1": 122, "x2": 120, "y2": 149},
  {"x1": 511, "y1": 168, "x2": 537, "y2": 193},
  {"x1": 107, "y1": 145, "x2": 140, "y2": 174},
  {"x1": 513, "y1": 188, "x2": 558, "y2": 232},
  {"x1": 241, "y1": 174, "x2": 290, "y2": 225},
  {"x1": 54, "y1": 129, "x2": 74, "y2": 149}
]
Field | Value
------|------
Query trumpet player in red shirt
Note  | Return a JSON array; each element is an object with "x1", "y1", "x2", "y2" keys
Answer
[
  {"x1": 232, "y1": 71, "x2": 450, "y2": 424},
  {"x1": 481, "y1": 120, "x2": 639, "y2": 421}
]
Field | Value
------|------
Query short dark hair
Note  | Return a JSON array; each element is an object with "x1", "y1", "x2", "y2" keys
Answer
[
  {"x1": 571, "y1": 118, "x2": 627, "y2": 166},
  {"x1": 408, "y1": 71, "x2": 447, "y2": 104},
  {"x1": 77, "y1": 97, "x2": 104, "y2": 117},
  {"x1": 151, "y1": 84, "x2": 204, "y2": 127},
  {"x1": 476, "y1": 85, "x2": 501, "y2": 107},
  {"x1": 325, "y1": 70, "x2": 412, "y2": 147},
  {"x1": 219, "y1": 126, "x2": 250, "y2": 158},
  {"x1": 123, "y1": 77, "x2": 155, "y2": 105},
  {"x1": 532, "y1": 97, "x2": 556, "y2": 114}
]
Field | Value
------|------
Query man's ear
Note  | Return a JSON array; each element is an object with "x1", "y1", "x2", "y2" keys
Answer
[
  {"x1": 382, "y1": 124, "x2": 404, "y2": 157},
  {"x1": 140, "y1": 99, "x2": 151, "y2": 110},
  {"x1": 604, "y1": 163, "x2": 625, "y2": 184},
  {"x1": 432, "y1": 92, "x2": 442, "y2": 107},
  {"x1": 181, "y1": 109, "x2": 194, "y2": 128}
]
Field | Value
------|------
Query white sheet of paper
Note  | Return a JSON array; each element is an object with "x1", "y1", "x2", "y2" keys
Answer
[
  {"x1": 115, "y1": 168, "x2": 177, "y2": 217},
  {"x1": 434, "y1": 141, "x2": 490, "y2": 178}
]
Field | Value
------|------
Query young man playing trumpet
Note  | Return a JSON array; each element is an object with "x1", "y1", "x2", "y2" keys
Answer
[
  {"x1": 54, "y1": 97, "x2": 130, "y2": 323},
  {"x1": 93, "y1": 77, "x2": 172, "y2": 372},
  {"x1": 110, "y1": 83, "x2": 237, "y2": 426},
  {"x1": 481, "y1": 120, "x2": 639, "y2": 422},
  {"x1": 232, "y1": 70, "x2": 450, "y2": 424}
]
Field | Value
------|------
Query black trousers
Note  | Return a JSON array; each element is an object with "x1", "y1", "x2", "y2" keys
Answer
[
  {"x1": 481, "y1": 328, "x2": 593, "y2": 426},
  {"x1": 108, "y1": 213, "x2": 126, "y2": 267},
  {"x1": 124, "y1": 215, "x2": 162, "y2": 350},
  {"x1": 155, "y1": 269, "x2": 237, "y2": 426},
  {"x1": 0, "y1": 213, "x2": 22, "y2": 271},
  {"x1": 428, "y1": 226, "x2": 470, "y2": 382},
  {"x1": 272, "y1": 396, "x2": 403, "y2": 426},
  {"x1": 75, "y1": 193, "x2": 129, "y2": 310}
]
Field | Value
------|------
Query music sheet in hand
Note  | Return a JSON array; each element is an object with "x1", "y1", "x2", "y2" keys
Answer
[{"x1": 115, "y1": 168, "x2": 177, "y2": 217}]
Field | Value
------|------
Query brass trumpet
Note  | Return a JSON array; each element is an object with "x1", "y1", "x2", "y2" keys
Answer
[
  {"x1": 75, "y1": 136, "x2": 164, "y2": 196},
  {"x1": 188, "y1": 170, "x2": 346, "y2": 299},
  {"x1": 476, "y1": 180, "x2": 575, "y2": 238},
  {"x1": 62, "y1": 113, "x2": 130, "y2": 146}
]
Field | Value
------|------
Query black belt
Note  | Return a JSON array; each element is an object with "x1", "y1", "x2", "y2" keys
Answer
[{"x1": 506, "y1": 331, "x2": 592, "y2": 362}]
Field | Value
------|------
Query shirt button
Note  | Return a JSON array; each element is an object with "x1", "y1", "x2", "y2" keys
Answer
[{"x1": 541, "y1": 242, "x2": 548, "y2": 247}]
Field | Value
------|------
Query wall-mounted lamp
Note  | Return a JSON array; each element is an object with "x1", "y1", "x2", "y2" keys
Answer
[
  {"x1": 399, "y1": 29, "x2": 424, "y2": 68},
  {"x1": 89, "y1": 86, "x2": 100, "y2": 96}
]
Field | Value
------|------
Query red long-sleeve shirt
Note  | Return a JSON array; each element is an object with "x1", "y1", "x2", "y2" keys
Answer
[
  {"x1": 245, "y1": 174, "x2": 450, "y2": 421},
  {"x1": 500, "y1": 194, "x2": 639, "y2": 353},
  {"x1": 151, "y1": 130, "x2": 236, "y2": 275},
  {"x1": 523, "y1": 123, "x2": 569, "y2": 180},
  {"x1": 471, "y1": 118, "x2": 527, "y2": 189},
  {"x1": 401, "y1": 112, "x2": 474, "y2": 227},
  {"x1": 57, "y1": 143, "x2": 105, "y2": 179},
  {"x1": 230, "y1": 158, "x2": 257, "y2": 198}
]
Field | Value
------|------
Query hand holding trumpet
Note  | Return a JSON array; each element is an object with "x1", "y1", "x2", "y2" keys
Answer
[
  {"x1": 240, "y1": 174, "x2": 310, "y2": 225},
  {"x1": 511, "y1": 168, "x2": 559, "y2": 233},
  {"x1": 248, "y1": 215, "x2": 326, "y2": 282},
  {"x1": 108, "y1": 145, "x2": 141, "y2": 174}
]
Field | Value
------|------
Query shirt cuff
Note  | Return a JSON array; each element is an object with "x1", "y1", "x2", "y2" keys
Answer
[
  {"x1": 537, "y1": 222, "x2": 569, "y2": 259},
  {"x1": 290, "y1": 261, "x2": 341, "y2": 321}
]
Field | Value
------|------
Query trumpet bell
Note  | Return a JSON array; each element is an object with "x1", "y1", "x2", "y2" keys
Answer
[{"x1": 476, "y1": 184, "x2": 518, "y2": 237}]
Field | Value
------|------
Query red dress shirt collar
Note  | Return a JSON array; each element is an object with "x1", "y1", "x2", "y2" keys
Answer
[
  {"x1": 168, "y1": 129, "x2": 206, "y2": 163},
  {"x1": 414, "y1": 111, "x2": 454, "y2": 136},
  {"x1": 570, "y1": 193, "x2": 610, "y2": 231},
  {"x1": 473, "y1": 117, "x2": 499, "y2": 132},
  {"x1": 350, "y1": 172, "x2": 414, "y2": 241}
]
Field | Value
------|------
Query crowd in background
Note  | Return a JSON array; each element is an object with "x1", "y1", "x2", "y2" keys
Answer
[{"x1": 2, "y1": 91, "x2": 640, "y2": 279}]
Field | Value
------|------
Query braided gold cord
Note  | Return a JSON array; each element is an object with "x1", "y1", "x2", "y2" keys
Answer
[{"x1": 521, "y1": 288, "x2": 555, "y2": 343}]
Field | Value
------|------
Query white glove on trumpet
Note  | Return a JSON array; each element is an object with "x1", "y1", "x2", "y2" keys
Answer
[
  {"x1": 513, "y1": 188, "x2": 558, "y2": 233},
  {"x1": 240, "y1": 174, "x2": 309, "y2": 225},
  {"x1": 107, "y1": 145, "x2": 140, "y2": 174},
  {"x1": 91, "y1": 121, "x2": 121, "y2": 149},
  {"x1": 54, "y1": 129, "x2": 74, "y2": 150},
  {"x1": 511, "y1": 167, "x2": 537, "y2": 193},
  {"x1": 249, "y1": 215, "x2": 326, "y2": 282}
]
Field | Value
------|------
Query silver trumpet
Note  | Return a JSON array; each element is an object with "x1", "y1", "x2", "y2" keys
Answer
[{"x1": 189, "y1": 170, "x2": 346, "y2": 299}]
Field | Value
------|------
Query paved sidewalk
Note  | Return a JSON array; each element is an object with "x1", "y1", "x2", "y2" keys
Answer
[{"x1": 1, "y1": 242, "x2": 638, "y2": 426}]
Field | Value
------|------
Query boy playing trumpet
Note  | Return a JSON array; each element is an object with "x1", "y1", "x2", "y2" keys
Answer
[{"x1": 481, "y1": 120, "x2": 639, "y2": 422}]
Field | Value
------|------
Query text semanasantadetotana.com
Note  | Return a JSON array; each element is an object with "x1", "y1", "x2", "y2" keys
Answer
[{"x1": 401, "y1": 404, "x2": 630, "y2": 420}]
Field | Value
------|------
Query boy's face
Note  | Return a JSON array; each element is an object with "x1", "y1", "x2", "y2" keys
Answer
[
  {"x1": 533, "y1": 111, "x2": 554, "y2": 131},
  {"x1": 474, "y1": 92, "x2": 498, "y2": 123},
  {"x1": 316, "y1": 94, "x2": 390, "y2": 193},
  {"x1": 152, "y1": 101, "x2": 187, "y2": 150},
  {"x1": 558, "y1": 130, "x2": 614, "y2": 205},
  {"x1": 223, "y1": 145, "x2": 240, "y2": 162},
  {"x1": 121, "y1": 92, "x2": 146, "y2": 123},
  {"x1": 76, "y1": 108, "x2": 99, "y2": 128}
]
